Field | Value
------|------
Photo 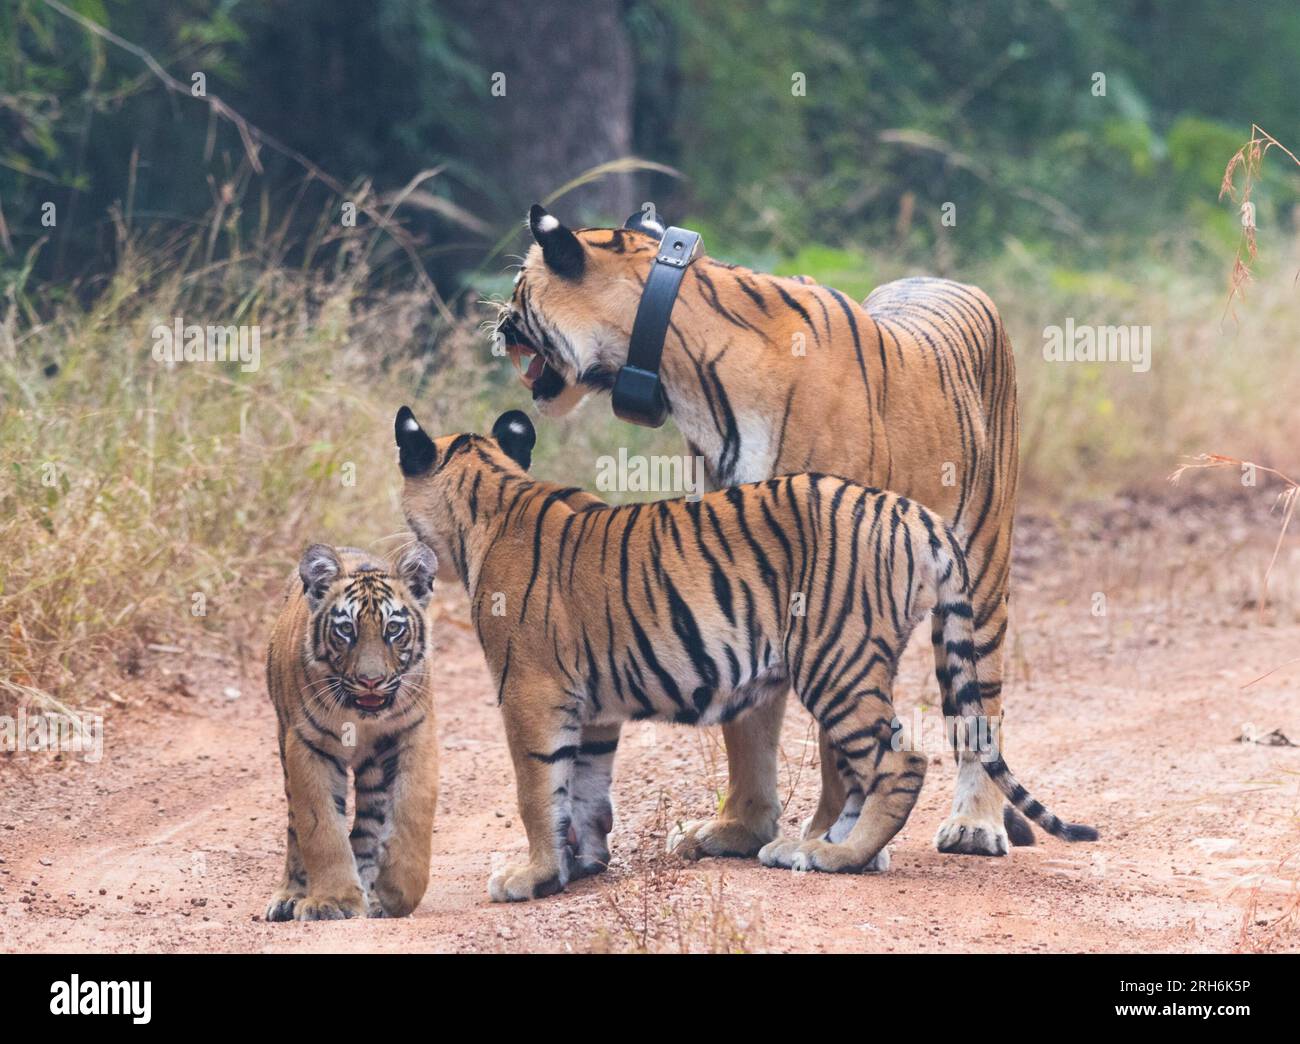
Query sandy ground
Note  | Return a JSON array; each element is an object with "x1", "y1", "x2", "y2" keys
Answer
[{"x1": 3, "y1": 494, "x2": 1299, "y2": 953}]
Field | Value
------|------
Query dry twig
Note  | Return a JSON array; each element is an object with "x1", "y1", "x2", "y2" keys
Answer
[
  {"x1": 1219, "y1": 125, "x2": 1300, "y2": 318},
  {"x1": 1169, "y1": 454, "x2": 1298, "y2": 624}
]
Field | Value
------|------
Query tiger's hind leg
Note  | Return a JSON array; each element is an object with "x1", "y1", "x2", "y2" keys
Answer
[
  {"x1": 797, "y1": 729, "x2": 850, "y2": 843},
  {"x1": 569, "y1": 723, "x2": 620, "y2": 878},
  {"x1": 760, "y1": 682, "x2": 926, "y2": 873},
  {"x1": 799, "y1": 748, "x2": 890, "y2": 872},
  {"x1": 489, "y1": 680, "x2": 580, "y2": 902}
]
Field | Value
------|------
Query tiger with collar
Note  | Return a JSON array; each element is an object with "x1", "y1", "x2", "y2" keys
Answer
[
  {"x1": 394, "y1": 406, "x2": 1094, "y2": 901},
  {"x1": 264, "y1": 541, "x2": 439, "y2": 921},
  {"x1": 496, "y1": 205, "x2": 1027, "y2": 863}
]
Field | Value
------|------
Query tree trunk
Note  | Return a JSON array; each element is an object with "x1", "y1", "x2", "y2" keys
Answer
[{"x1": 453, "y1": 0, "x2": 636, "y2": 223}]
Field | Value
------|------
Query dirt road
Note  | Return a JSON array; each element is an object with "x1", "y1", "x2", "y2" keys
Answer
[{"x1": 3, "y1": 496, "x2": 1298, "y2": 952}]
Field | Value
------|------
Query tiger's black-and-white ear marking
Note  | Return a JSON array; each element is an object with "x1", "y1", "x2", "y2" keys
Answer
[
  {"x1": 395, "y1": 541, "x2": 438, "y2": 607},
  {"x1": 395, "y1": 406, "x2": 436, "y2": 477},
  {"x1": 491, "y1": 410, "x2": 536, "y2": 471},
  {"x1": 623, "y1": 208, "x2": 665, "y2": 240},
  {"x1": 299, "y1": 544, "x2": 342, "y2": 610},
  {"x1": 528, "y1": 204, "x2": 584, "y2": 279}
]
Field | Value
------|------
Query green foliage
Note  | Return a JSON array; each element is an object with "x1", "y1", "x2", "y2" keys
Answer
[
  {"x1": 1167, "y1": 116, "x2": 1249, "y2": 196},
  {"x1": 632, "y1": 0, "x2": 1299, "y2": 265},
  {"x1": 1, "y1": 0, "x2": 1297, "y2": 290},
  {"x1": 1100, "y1": 118, "x2": 1159, "y2": 179}
]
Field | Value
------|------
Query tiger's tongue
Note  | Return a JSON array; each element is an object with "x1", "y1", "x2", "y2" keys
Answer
[{"x1": 525, "y1": 353, "x2": 547, "y2": 382}]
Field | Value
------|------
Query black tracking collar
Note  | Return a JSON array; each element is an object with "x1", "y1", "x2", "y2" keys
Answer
[{"x1": 611, "y1": 226, "x2": 703, "y2": 428}]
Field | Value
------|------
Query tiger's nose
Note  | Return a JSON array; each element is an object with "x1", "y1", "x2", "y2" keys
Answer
[{"x1": 357, "y1": 672, "x2": 384, "y2": 688}]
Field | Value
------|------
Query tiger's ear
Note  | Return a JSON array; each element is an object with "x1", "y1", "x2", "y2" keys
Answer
[
  {"x1": 491, "y1": 410, "x2": 535, "y2": 471},
  {"x1": 299, "y1": 544, "x2": 342, "y2": 610},
  {"x1": 528, "y1": 204, "x2": 584, "y2": 279},
  {"x1": 395, "y1": 406, "x2": 436, "y2": 476},
  {"x1": 623, "y1": 208, "x2": 665, "y2": 240},
  {"x1": 394, "y1": 541, "x2": 437, "y2": 607}
]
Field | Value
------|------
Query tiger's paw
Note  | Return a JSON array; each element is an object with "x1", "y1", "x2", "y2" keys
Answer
[
  {"x1": 293, "y1": 890, "x2": 366, "y2": 921},
  {"x1": 264, "y1": 889, "x2": 305, "y2": 922},
  {"x1": 371, "y1": 883, "x2": 421, "y2": 918},
  {"x1": 488, "y1": 860, "x2": 569, "y2": 903},
  {"x1": 758, "y1": 837, "x2": 890, "y2": 873},
  {"x1": 934, "y1": 814, "x2": 1009, "y2": 856},
  {"x1": 666, "y1": 816, "x2": 775, "y2": 861},
  {"x1": 567, "y1": 808, "x2": 613, "y2": 879},
  {"x1": 373, "y1": 862, "x2": 429, "y2": 918}
]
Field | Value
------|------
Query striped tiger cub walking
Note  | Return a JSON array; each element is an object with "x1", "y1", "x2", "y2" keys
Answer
[
  {"x1": 264, "y1": 542, "x2": 439, "y2": 921},
  {"x1": 395, "y1": 407, "x2": 1095, "y2": 902}
]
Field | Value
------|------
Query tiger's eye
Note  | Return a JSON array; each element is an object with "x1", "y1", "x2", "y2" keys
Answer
[
  {"x1": 385, "y1": 620, "x2": 406, "y2": 639},
  {"x1": 335, "y1": 621, "x2": 355, "y2": 640}
]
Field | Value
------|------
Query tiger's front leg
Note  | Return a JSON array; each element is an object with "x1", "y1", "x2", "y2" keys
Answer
[
  {"x1": 283, "y1": 728, "x2": 366, "y2": 920},
  {"x1": 489, "y1": 682, "x2": 579, "y2": 902},
  {"x1": 667, "y1": 680, "x2": 785, "y2": 859},
  {"x1": 265, "y1": 723, "x2": 309, "y2": 921},
  {"x1": 349, "y1": 742, "x2": 389, "y2": 912},
  {"x1": 371, "y1": 720, "x2": 439, "y2": 917},
  {"x1": 569, "y1": 723, "x2": 620, "y2": 878}
]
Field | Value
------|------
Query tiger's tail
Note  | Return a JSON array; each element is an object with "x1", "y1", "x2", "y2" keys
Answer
[{"x1": 932, "y1": 532, "x2": 1099, "y2": 844}]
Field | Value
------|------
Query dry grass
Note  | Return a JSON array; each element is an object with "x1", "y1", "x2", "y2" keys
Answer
[
  {"x1": 1233, "y1": 844, "x2": 1300, "y2": 953},
  {"x1": 1170, "y1": 454, "x2": 1299, "y2": 619},
  {"x1": 587, "y1": 717, "x2": 820, "y2": 953},
  {"x1": 590, "y1": 793, "x2": 765, "y2": 954},
  {"x1": 987, "y1": 256, "x2": 1300, "y2": 501},
  {"x1": 4, "y1": 4, "x2": 689, "y2": 716},
  {"x1": 0, "y1": 210, "x2": 481, "y2": 714},
  {"x1": 1219, "y1": 125, "x2": 1300, "y2": 315}
]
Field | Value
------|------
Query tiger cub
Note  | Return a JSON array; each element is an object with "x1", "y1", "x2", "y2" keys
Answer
[
  {"x1": 394, "y1": 407, "x2": 1096, "y2": 902},
  {"x1": 264, "y1": 542, "x2": 439, "y2": 921}
]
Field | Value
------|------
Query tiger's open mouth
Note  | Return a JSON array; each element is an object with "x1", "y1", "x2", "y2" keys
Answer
[
  {"x1": 348, "y1": 688, "x2": 395, "y2": 713},
  {"x1": 502, "y1": 323, "x2": 567, "y2": 401},
  {"x1": 506, "y1": 339, "x2": 550, "y2": 390}
]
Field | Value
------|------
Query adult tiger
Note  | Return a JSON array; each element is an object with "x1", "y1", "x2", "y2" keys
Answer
[
  {"x1": 393, "y1": 407, "x2": 1094, "y2": 901},
  {"x1": 495, "y1": 205, "x2": 1028, "y2": 859},
  {"x1": 264, "y1": 542, "x2": 439, "y2": 921}
]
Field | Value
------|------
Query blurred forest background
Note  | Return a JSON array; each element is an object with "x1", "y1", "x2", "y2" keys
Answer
[
  {"x1": 2, "y1": 0, "x2": 1299, "y2": 704},
  {"x1": 4, "y1": 0, "x2": 1300, "y2": 284}
]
